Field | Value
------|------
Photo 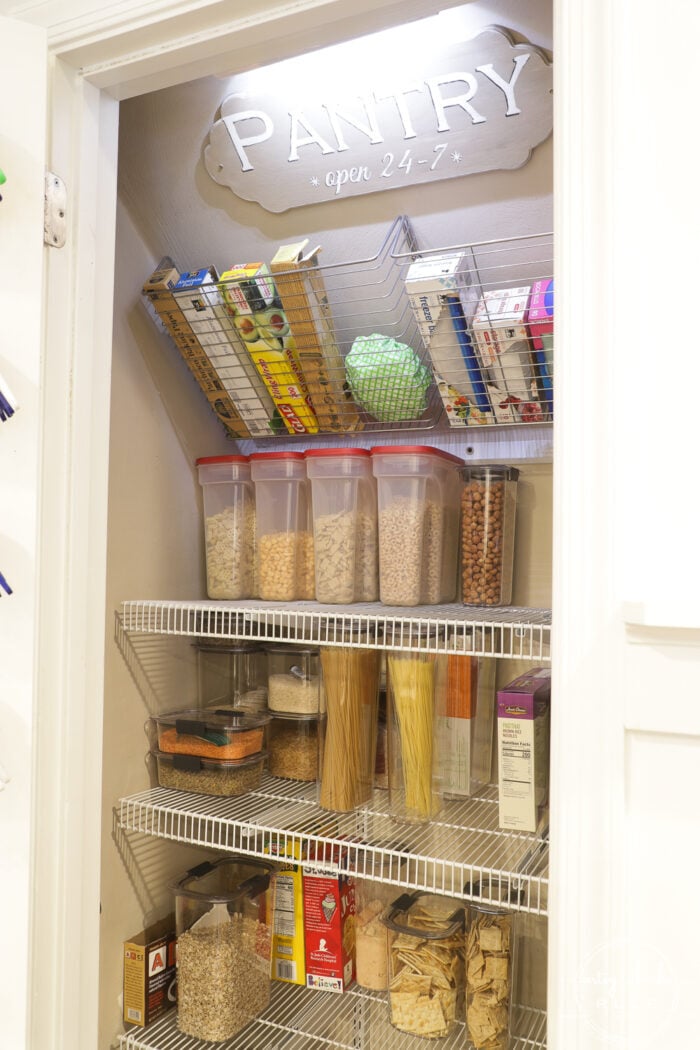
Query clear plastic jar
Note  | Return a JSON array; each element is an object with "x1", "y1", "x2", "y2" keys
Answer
[
  {"x1": 153, "y1": 749, "x2": 266, "y2": 797},
  {"x1": 249, "y1": 451, "x2": 315, "y2": 600},
  {"x1": 465, "y1": 886, "x2": 516, "y2": 1050},
  {"x1": 195, "y1": 640, "x2": 268, "y2": 713},
  {"x1": 266, "y1": 644, "x2": 325, "y2": 715},
  {"x1": 196, "y1": 455, "x2": 255, "y2": 599},
  {"x1": 354, "y1": 855, "x2": 405, "y2": 991},
  {"x1": 268, "y1": 712, "x2": 320, "y2": 782},
  {"x1": 436, "y1": 633, "x2": 497, "y2": 799},
  {"x1": 459, "y1": 466, "x2": 519, "y2": 606}
]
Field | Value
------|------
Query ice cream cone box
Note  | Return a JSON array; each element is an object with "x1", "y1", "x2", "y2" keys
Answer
[
  {"x1": 302, "y1": 856, "x2": 355, "y2": 992},
  {"x1": 123, "y1": 916, "x2": 177, "y2": 1027}
]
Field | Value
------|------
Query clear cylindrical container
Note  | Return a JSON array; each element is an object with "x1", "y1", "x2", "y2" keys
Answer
[
  {"x1": 195, "y1": 639, "x2": 268, "y2": 712},
  {"x1": 383, "y1": 891, "x2": 465, "y2": 1039},
  {"x1": 152, "y1": 709, "x2": 270, "y2": 761},
  {"x1": 172, "y1": 856, "x2": 274, "y2": 1042},
  {"x1": 386, "y1": 641, "x2": 446, "y2": 823},
  {"x1": 437, "y1": 633, "x2": 497, "y2": 799},
  {"x1": 152, "y1": 749, "x2": 266, "y2": 796},
  {"x1": 371, "y1": 445, "x2": 462, "y2": 606},
  {"x1": 266, "y1": 644, "x2": 325, "y2": 715},
  {"x1": 197, "y1": 455, "x2": 255, "y2": 599},
  {"x1": 305, "y1": 447, "x2": 378, "y2": 603},
  {"x1": 249, "y1": 451, "x2": 315, "y2": 601},
  {"x1": 318, "y1": 644, "x2": 381, "y2": 812},
  {"x1": 354, "y1": 855, "x2": 405, "y2": 991},
  {"x1": 267, "y1": 712, "x2": 320, "y2": 781},
  {"x1": 465, "y1": 882, "x2": 517, "y2": 1050},
  {"x1": 459, "y1": 465, "x2": 519, "y2": 606}
]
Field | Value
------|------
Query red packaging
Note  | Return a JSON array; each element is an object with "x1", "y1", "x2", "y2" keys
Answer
[{"x1": 302, "y1": 860, "x2": 355, "y2": 993}]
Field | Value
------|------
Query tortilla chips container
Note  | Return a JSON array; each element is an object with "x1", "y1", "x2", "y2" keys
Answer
[
  {"x1": 465, "y1": 894, "x2": 515, "y2": 1050},
  {"x1": 382, "y1": 892, "x2": 465, "y2": 1039}
]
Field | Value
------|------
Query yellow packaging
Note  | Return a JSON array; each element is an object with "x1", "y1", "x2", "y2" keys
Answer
[
  {"x1": 123, "y1": 916, "x2": 177, "y2": 1027},
  {"x1": 266, "y1": 839, "x2": 307, "y2": 985},
  {"x1": 219, "y1": 262, "x2": 319, "y2": 435}
]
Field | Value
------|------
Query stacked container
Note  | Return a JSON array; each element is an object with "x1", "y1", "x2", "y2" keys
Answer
[
  {"x1": 172, "y1": 857, "x2": 274, "y2": 1042},
  {"x1": 371, "y1": 446, "x2": 462, "y2": 605},
  {"x1": 305, "y1": 447, "x2": 378, "y2": 603},
  {"x1": 195, "y1": 639, "x2": 268, "y2": 712},
  {"x1": 197, "y1": 455, "x2": 256, "y2": 599},
  {"x1": 266, "y1": 643, "x2": 324, "y2": 783},
  {"x1": 151, "y1": 708, "x2": 270, "y2": 797},
  {"x1": 459, "y1": 465, "x2": 519, "y2": 606},
  {"x1": 249, "y1": 451, "x2": 315, "y2": 600}
]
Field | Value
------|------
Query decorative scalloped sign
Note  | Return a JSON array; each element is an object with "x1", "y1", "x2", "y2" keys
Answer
[{"x1": 203, "y1": 26, "x2": 552, "y2": 213}]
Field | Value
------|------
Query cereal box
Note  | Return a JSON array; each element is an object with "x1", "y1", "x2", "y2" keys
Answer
[{"x1": 123, "y1": 916, "x2": 177, "y2": 1027}]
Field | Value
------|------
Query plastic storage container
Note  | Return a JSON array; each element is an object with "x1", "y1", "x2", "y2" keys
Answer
[
  {"x1": 172, "y1": 856, "x2": 274, "y2": 1042},
  {"x1": 305, "y1": 447, "x2": 378, "y2": 603},
  {"x1": 249, "y1": 451, "x2": 315, "y2": 601},
  {"x1": 354, "y1": 855, "x2": 406, "y2": 991},
  {"x1": 152, "y1": 749, "x2": 266, "y2": 796},
  {"x1": 195, "y1": 639, "x2": 268, "y2": 712},
  {"x1": 459, "y1": 465, "x2": 519, "y2": 606},
  {"x1": 196, "y1": 455, "x2": 256, "y2": 599},
  {"x1": 152, "y1": 709, "x2": 270, "y2": 761},
  {"x1": 266, "y1": 644, "x2": 325, "y2": 714},
  {"x1": 437, "y1": 635, "x2": 497, "y2": 799},
  {"x1": 267, "y1": 712, "x2": 320, "y2": 781},
  {"x1": 383, "y1": 891, "x2": 465, "y2": 1039},
  {"x1": 465, "y1": 881, "x2": 517, "y2": 1050},
  {"x1": 386, "y1": 642, "x2": 446, "y2": 823},
  {"x1": 318, "y1": 644, "x2": 381, "y2": 812},
  {"x1": 371, "y1": 445, "x2": 462, "y2": 605}
]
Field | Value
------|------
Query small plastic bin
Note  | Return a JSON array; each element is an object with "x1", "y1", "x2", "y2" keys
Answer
[
  {"x1": 267, "y1": 712, "x2": 320, "y2": 781},
  {"x1": 172, "y1": 856, "x2": 274, "y2": 1042},
  {"x1": 465, "y1": 878, "x2": 520, "y2": 1050},
  {"x1": 459, "y1": 465, "x2": 519, "y2": 606},
  {"x1": 266, "y1": 644, "x2": 325, "y2": 714},
  {"x1": 152, "y1": 709, "x2": 270, "y2": 761},
  {"x1": 195, "y1": 639, "x2": 268, "y2": 712},
  {"x1": 305, "y1": 447, "x2": 378, "y2": 603},
  {"x1": 249, "y1": 451, "x2": 315, "y2": 600},
  {"x1": 153, "y1": 749, "x2": 266, "y2": 796},
  {"x1": 371, "y1": 445, "x2": 462, "y2": 605},
  {"x1": 383, "y1": 891, "x2": 465, "y2": 1039},
  {"x1": 196, "y1": 455, "x2": 255, "y2": 599}
]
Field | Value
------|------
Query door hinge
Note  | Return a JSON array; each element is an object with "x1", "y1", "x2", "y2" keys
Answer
[{"x1": 44, "y1": 172, "x2": 67, "y2": 248}]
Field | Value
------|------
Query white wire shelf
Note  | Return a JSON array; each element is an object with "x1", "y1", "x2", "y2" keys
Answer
[
  {"x1": 120, "y1": 600, "x2": 552, "y2": 661},
  {"x1": 117, "y1": 981, "x2": 547, "y2": 1050},
  {"x1": 118, "y1": 776, "x2": 548, "y2": 916}
]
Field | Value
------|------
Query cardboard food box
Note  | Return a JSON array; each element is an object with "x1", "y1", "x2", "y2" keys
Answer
[
  {"x1": 173, "y1": 266, "x2": 278, "y2": 437},
  {"x1": 405, "y1": 253, "x2": 492, "y2": 426},
  {"x1": 497, "y1": 667, "x2": 551, "y2": 833},
  {"x1": 302, "y1": 856, "x2": 355, "y2": 993},
  {"x1": 471, "y1": 286, "x2": 545, "y2": 424},
  {"x1": 219, "y1": 262, "x2": 319, "y2": 435},
  {"x1": 123, "y1": 916, "x2": 177, "y2": 1028},
  {"x1": 526, "y1": 278, "x2": 554, "y2": 415},
  {"x1": 142, "y1": 260, "x2": 250, "y2": 439},
  {"x1": 266, "y1": 839, "x2": 307, "y2": 986}
]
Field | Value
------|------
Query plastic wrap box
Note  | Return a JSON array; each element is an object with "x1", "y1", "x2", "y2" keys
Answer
[
  {"x1": 497, "y1": 667, "x2": 551, "y2": 833},
  {"x1": 123, "y1": 917, "x2": 177, "y2": 1027}
]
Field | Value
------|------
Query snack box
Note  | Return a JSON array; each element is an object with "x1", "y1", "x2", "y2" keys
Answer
[
  {"x1": 471, "y1": 286, "x2": 545, "y2": 424},
  {"x1": 527, "y1": 278, "x2": 554, "y2": 415},
  {"x1": 219, "y1": 262, "x2": 319, "y2": 435},
  {"x1": 152, "y1": 708, "x2": 270, "y2": 761},
  {"x1": 123, "y1": 916, "x2": 177, "y2": 1027},
  {"x1": 497, "y1": 667, "x2": 551, "y2": 833},
  {"x1": 302, "y1": 851, "x2": 355, "y2": 993},
  {"x1": 266, "y1": 839, "x2": 307, "y2": 986}
]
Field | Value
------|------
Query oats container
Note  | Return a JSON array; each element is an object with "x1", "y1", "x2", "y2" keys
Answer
[
  {"x1": 249, "y1": 451, "x2": 315, "y2": 600},
  {"x1": 196, "y1": 455, "x2": 255, "y2": 599}
]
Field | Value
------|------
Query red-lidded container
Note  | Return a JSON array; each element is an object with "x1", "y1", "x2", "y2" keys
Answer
[
  {"x1": 249, "y1": 451, "x2": 314, "y2": 600},
  {"x1": 196, "y1": 455, "x2": 255, "y2": 599}
]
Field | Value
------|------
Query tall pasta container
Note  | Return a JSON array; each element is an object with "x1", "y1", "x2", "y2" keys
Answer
[
  {"x1": 318, "y1": 643, "x2": 380, "y2": 812},
  {"x1": 386, "y1": 642, "x2": 447, "y2": 823},
  {"x1": 172, "y1": 857, "x2": 274, "y2": 1042},
  {"x1": 383, "y1": 891, "x2": 465, "y2": 1039},
  {"x1": 197, "y1": 455, "x2": 255, "y2": 599},
  {"x1": 459, "y1": 465, "x2": 519, "y2": 606},
  {"x1": 249, "y1": 451, "x2": 315, "y2": 600},
  {"x1": 465, "y1": 883, "x2": 517, "y2": 1050},
  {"x1": 305, "y1": 447, "x2": 378, "y2": 603}
]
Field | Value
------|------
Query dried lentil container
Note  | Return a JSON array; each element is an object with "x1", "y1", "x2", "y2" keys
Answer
[
  {"x1": 249, "y1": 451, "x2": 315, "y2": 601},
  {"x1": 459, "y1": 465, "x2": 519, "y2": 606},
  {"x1": 172, "y1": 857, "x2": 274, "y2": 1042},
  {"x1": 197, "y1": 455, "x2": 255, "y2": 599},
  {"x1": 465, "y1": 882, "x2": 517, "y2": 1050},
  {"x1": 195, "y1": 639, "x2": 268, "y2": 713},
  {"x1": 371, "y1": 446, "x2": 462, "y2": 606},
  {"x1": 383, "y1": 891, "x2": 465, "y2": 1039},
  {"x1": 266, "y1": 644, "x2": 325, "y2": 714},
  {"x1": 152, "y1": 709, "x2": 270, "y2": 761},
  {"x1": 305, "y1": 447, "x2": 378, "y2": 603},
  {"x1": 267, "y1": 712, "x2": 320, "y2": 781}
]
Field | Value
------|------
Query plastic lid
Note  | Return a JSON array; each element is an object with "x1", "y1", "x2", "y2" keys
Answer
[
  {"x1": 264, "y1": 644, "x2": 319, "y2": 654},
  {"x1": 193, "y1": 639, "x2": 264, "y2": 653},
  {"x1": 249, "y1": 451, "x2": 306, "y2": 461},
  {"x1": 458, "y1": 465, "x2": 520, "y2": 481},
  {"x1": 269, "y1": 709, "x2": 324, "y2": 722},
  {"x1": 155, "y1": 708, "x2": 272, "y2": 734},
  {"x1": 304, "y1": 447, "x2": 370, "y2": 458},
  {"x1": 172, "y1": 856, "x2": 274, "y2": 902},
  {"x1": 153, "y1": 748, "x2": 266, "y2": 770},
  {"x1": 196, "y1": 454, "x2": 250, "y2": 465},
  {"x1": 370, "y1": 445, "x2": 463, "y2": 465},
  {"x1": 383, "y1": 891, "x2": 464, "y2": 938}
]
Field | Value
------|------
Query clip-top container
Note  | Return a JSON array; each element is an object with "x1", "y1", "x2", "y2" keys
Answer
[
  {"x1": 305, "y1": 447, "x2": 378, "y2": 603},
  {"x1": 153, "y1": 708, "x2": 270, "y2": 761},
  {"x1": 152, "y1": 749, "x2": 266, "y2": 797},
  {"x1": 249, "y1": 451, "x2": 315, "y2": 600},
  {"x1": 383, "y1": 891, "x2": 465, "y2": 1039},
  {"x1": 195, "y1": 639, "x2": 268, "y2": 712},
  {"x1": 371, "y1": 446, "x2": 462, "y2": 605},
  {"x1": 266, "y1": 644, "x2": 325, "y2": 714},
  {"x1": 459, "y1": 465, "x2": 519, "y2": 606},
  {"x1": 172, "y1": 856, "x2": 274, "y2": 1042},
  {"x1": 267, "y1": 712, "x2": 320, "y2": 782},
  {"x1": 196, "y1": 455, "x2": 255, "y2": 599}
]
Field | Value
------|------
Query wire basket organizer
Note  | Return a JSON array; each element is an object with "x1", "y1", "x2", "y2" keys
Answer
[{"x1": 143, "y1": 218, "x2": 553, "y2": 440}]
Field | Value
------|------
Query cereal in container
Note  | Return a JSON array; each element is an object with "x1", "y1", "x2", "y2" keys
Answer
[
  {"x1": 249, "y1": 451, "x2": 315, "y2": 600},
  {"x1": 197, "y1": 455, "x2": 255, "y2": 599}
]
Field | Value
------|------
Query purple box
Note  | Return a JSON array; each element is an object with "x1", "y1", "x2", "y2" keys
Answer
[{"x1": 497, "y1": 668, "x2": 551, "y2": 833}]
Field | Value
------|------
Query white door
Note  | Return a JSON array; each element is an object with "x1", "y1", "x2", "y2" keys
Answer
[{"x1": 0, "y1": 16, "x2": 47, "y2": 1050}]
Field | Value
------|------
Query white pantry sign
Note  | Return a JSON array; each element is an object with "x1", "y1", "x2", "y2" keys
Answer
[{"x1": 204, "y1": 27, "x2": 552, "y2": 213}]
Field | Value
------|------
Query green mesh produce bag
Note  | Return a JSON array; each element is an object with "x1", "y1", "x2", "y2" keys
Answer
[{"x1": 345, "y1": 334, "x2": 432, "y2": 423}]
